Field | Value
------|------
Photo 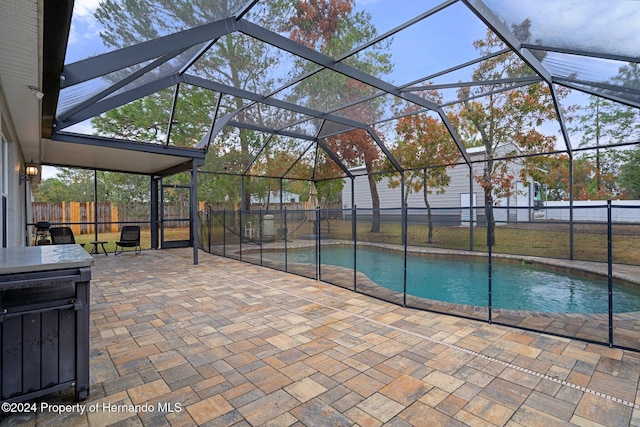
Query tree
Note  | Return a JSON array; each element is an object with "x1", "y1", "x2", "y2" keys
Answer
[
  {"x1": 34, "y1": 178, "x2": 73, "y2": 202},
  {"x1": 45, "y1": 168, "x2": 96, "y2": 202},
  {"x1": 569, "y1": 95, "x2": 638, "y2": 194},
  {"x1": 455, "y1": 21, "x2": 560, "y2": 245},
  {"x1": 620, "y1": 147, "x2": 640, "y2": 199},
  {"x1": 528, "y1": 154, "x2": 615, "y2": 201},
  {"x1": 93, "y1": 0, "x2": 295, "y2": 211},
  {"x1": 283, "y1": 0, "x2": 392, "y2": 232},
  {"x1": 388, "y1": 109, "x2": 459, "y2": 243}
]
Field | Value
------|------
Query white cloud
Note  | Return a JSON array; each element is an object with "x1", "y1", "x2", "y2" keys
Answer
[
  {"x1": 483, "y1": 0, "x2": 640, "y2": 58},
  {"x1": 74, "y1": 0, "x2": 102, "y2": 17},
  {"x1": 67, "y1": 0, "x2": 105, "y2": 60}
]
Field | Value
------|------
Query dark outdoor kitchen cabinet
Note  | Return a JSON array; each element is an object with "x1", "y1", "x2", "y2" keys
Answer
[{"x1": 0, "y1": 246, "x2": 93, "y2": 402}]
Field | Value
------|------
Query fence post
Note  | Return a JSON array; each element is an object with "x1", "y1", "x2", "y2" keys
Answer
[
  {"x1": 402, "y1": 203, "x2": 408, "y2": 308},
  {"x1": 353, "y1": 205, "x2": 357, "y2": 293},
  {"x1": 284, "y1": 208, "x2": 288, "y2": 273},
  {"x1": 239, "y1": 206, "x2": 243, "y2": 262},
  {"x1": 61, "y1": 201, "x2": 66, "y2": 226},
  {"x1": 607, "y1": 200, "x2": 613, "y2": 347},
  {"x1": 259, "y1": 207, "x2": 263, "y2": 266},
  {"x1": 487, "y1": 204, "x2": 493, "y2": 324},
  {"x1": 207, "y1": 209, "x2": 211, "y2": 253},
  {"x1": 315, "y1": 206, "x2": 320, "y2": 281},
  {"x1": 70, "y1": 202, "x2": 80, "y2": 236},
  {"x1": 111, "y1": 204, "x2": 119, "y2": 233}
]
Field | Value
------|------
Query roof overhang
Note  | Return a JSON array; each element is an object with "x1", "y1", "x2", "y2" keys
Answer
[{"x1": 46, "y1": 132, "x2": 205, "y2": 176}]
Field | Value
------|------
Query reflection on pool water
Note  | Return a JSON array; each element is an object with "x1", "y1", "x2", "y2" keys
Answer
[{"x1": 264, "y1": 246, "x2": 640, "y2": 314}]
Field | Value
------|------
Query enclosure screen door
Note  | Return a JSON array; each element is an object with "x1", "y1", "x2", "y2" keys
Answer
[{"x1": 161, "y1": 184, "x2": 191, "y2": 249}]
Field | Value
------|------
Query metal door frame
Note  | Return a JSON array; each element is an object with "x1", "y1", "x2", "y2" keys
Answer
[{"x1": 160, "y1": 181, "x2": 191, "y2": 249}]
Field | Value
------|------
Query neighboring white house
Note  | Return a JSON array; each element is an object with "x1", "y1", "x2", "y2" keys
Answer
[{"x1": 342, "y1": 144, "x2": 538, "y2": 224}]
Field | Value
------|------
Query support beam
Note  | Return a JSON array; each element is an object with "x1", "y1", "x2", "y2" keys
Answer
[
  {"x1": 61, "y1": 17, "x2": 238, "y2": 87},
  {"x1": 51, "y1": 131, "x2": 206, "y2": 160},
  {"x1": 520, "y1": 43, "x2": 640, "y2": 65},
  {"x1": 57, "y1": 75, "x2": 178, "y2": 129},
  {"x1": 151, "y1": 176, "x2": 159, "y2": 249},
  {"x1": 550, "y1": 84, "x2": 573, "y2": 155},
  {"x1": 463, "y1": 0, "x2": 553, "y2": 84},
  {"x1": 183, "y1": 74, "x2": 404, "y2": 172},
  {"x1": 191, "y1": 160, "x2": 200, "y2": 265},
  {"x1": 235, "y1": 19, "x2": 471, "y2": 164},
  {"x1": 58, "y1": 49, "x2": 190, "y2": 121},
  {"x1": 554, "y1": 79, "x2": 640, "y2": 109}
]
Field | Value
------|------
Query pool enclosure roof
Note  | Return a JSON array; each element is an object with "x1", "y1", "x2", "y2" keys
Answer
[{"x1": 24, "y1": 1, "x2": 640, "y2": 178}]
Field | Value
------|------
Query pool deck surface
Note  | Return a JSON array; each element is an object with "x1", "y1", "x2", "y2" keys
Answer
[{"x1": 3, "y1": 247, "x2": 640, "y2": 426}]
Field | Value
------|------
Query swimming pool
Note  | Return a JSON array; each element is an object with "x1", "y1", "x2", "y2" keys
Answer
[{"x1": 266, "y1": 246, "x2": 640, "y2": 314}]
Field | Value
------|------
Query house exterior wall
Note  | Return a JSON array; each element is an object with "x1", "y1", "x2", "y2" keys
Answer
[{"x1": 1, "y1": 90, "x2": 29, "y2": 247}]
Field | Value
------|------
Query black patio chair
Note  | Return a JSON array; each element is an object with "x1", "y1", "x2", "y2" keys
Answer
[
  {"x1": 49, "y1": 226, "x2": 85, "y2": 247},
  {"x1": 114, "y1": 226, "x2": 141, "y2": 255}
]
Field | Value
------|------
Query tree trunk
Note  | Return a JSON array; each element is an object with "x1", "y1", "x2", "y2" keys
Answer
[
  {"x1": 484, "y1": 185, "x2": 495, "y2": 247},
  {"x1": 366, "y1": 162, "x2": 380, "y2": 233}
]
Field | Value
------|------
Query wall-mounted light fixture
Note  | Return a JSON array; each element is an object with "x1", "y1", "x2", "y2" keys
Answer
[
  {"x1": 19, "y1": 162, "x2": 39, "y2": 185},
  {"x1": 28, "y1": 85, "x2": 44, "y2": 100}
]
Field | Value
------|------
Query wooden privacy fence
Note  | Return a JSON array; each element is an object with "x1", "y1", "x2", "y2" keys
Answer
[
  {"x1": 32, "y1": 202, "x2": 119, "y2": 235},
  {"x1": 33, "y1": 201, "x2": 341, "y2": 236},
  {"x1": 32, "y1": 201, "x2": 205, "y2": 236}
]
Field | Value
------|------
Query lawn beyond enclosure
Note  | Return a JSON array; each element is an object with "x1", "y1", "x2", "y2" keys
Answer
[
  {"x1": 204, "y1": 218, "x2": 640, "y2": 266},
  {"x1": 78, "y1": 219, "x2": 640, "y2": 264},
  {"x1": 72, "y1": 228, "x2": 189, "y2": 253}
]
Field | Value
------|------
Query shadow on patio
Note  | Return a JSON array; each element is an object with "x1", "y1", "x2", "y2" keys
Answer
[{"x1": 3, "y1": 248, "x2": 640, "y2": 426}]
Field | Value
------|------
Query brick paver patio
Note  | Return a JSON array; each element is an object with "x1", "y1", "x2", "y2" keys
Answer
[{"x1": 2, "y1": 248, "x2": 640, "y2": 426}]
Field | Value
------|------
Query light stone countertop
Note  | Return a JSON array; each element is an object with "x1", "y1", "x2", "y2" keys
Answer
[{"x1": 0, "y1": 245, "x2": 95, "y2": 275}]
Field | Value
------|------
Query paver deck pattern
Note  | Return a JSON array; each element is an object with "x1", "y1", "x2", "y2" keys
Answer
[{"x1": 2, "y1": 248, "x2": 640, "y2": 426}]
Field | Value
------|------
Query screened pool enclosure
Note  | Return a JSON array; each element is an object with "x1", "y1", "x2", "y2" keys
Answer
[{"x1": 45, "y1": 0, "x2": 640, "y2": 349}]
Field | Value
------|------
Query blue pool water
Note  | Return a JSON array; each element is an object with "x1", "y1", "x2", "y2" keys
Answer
[{"x1": 269, "y1": 246, "x2": 640, "y2": 314}]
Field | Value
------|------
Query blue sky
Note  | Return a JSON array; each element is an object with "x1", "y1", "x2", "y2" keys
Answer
[{"x1": 46, "y1": 0, "x2": 636, "y2": 179}]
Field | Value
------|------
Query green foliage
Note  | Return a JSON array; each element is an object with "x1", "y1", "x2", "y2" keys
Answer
[
  {"x1": 34, "y1": 168, "x2": 149, "y2": 207},
  {"x1": 36, "y1": 168, "x2": 95, "y2": 202},
  {"x1": 34, "y1": 178, "x2": 73, "y2": 202},
  {"x1": 620, "y1": 147, "x2": 640, "y2": 199},
  {"x1": 453, "y1": 21, "x2": 566, "y2": 245}
]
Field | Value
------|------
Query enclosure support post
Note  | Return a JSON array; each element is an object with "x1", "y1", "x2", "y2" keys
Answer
[
  {"x1": 316, "y1": 206, "x2": 320, "y2": 281},
  {"x1": 151, "y1": 176, "x2": 159, "y2": 249},
  {"x1": 352, "y1": 177, "x2": 357, "y2": 293},
  {"x1": 207, "y1": 209, "x2": 211, "y2": 253},
  {"x1": 401, "y1": 172, "x2": 407, "y2": 308},
  {"x1": 279, "y1": 178, "x2": 284, "y2": 211},
  {"x1": 259, "y1": 207, "x2": 263, "y2": 266},
  {"x1": 607, "y1": 200, "x2": 613, "y2": 347},
  {"x1": 284, "y1": 207, "x2": 288, "y2": 272},
  {"x1": 469, "y1": 163, "x2": 474, "y2": 251},
  {"x1": 223, "y1": 208, "x2": 226, "y2": 257},
  {"x1": 191, "y1": 162, "x2": 199, "y2": 265},
  {"x1": 94, "y1": 169, "x2": 98, "y2": 241},
  {"x1": 240, "y1": 177, "x2": 244, "y2": 262},
  {"x1": 160, "y1": 177, "x2": 165, "y2": 247},
  {"x1": 487, "y1": 204, "x2": 493, "y2": 324},
  {"x1": 569, "y1": 157, "x2": 574, "y2": 260}
]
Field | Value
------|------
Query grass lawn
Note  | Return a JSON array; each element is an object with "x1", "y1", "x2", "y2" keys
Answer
[
  {"x1": 204, "y1": 219, "x2": 640, "y2": 265},
  {"x1": 80, "y1": 220, "x2": 640, "y2": 265},
  {"x1": 73, "y1": 228, "x2": 190, "y2": 253}
]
